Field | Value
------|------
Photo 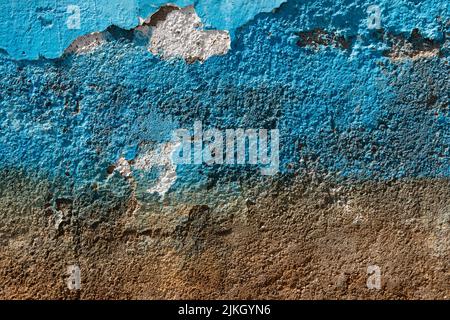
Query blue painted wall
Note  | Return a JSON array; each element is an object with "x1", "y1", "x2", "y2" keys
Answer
[
  {"x1": 0, "y1": 0, "x2": 448, "y2": 201},
  {"x1": 0, "y1": 0, "x2": 286, "y2": 59}
]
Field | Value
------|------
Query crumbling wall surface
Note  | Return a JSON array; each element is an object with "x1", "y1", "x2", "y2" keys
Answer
[{"x1": 0, "y1": 0, "x2": 449, "y2": 299}]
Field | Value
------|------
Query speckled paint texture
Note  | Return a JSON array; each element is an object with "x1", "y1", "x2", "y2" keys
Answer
[{"x1": 0, "y1": 0, "x2": 449, "y2": 299}]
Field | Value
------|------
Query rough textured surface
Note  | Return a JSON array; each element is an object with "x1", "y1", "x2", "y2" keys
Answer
[
  {"x1": 0, "y1": 0, "x2": 449, "y2": 299},
  {"x1": 148, "y1": 6, "x2": 230, "y2": 63},
  {"x1": 0, "y1": 0, "x2": 285, "y2": 59},
  {"x1": 64, "y1": 5, "x2": 231, "y2": 62}
]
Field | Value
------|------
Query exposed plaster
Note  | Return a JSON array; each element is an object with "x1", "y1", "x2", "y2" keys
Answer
[
  {"x1": 134, "y1": 142, "x2": 180, "y2": 196},
  {"x1": 63, "y1": 5, "x2": 231, "y2": 62},
  {"x1": 295, "y1": 27, "x2": 447, "y2": 61},
  {"x1": 0, "y1": 0, "x2": 286, "y2": 60},
  {"x1": 65, "y1": 32, "x2": 108, "y2": 55},
  {"x1": 148, "y1": 6, "x2": 230, "y2": 63}
]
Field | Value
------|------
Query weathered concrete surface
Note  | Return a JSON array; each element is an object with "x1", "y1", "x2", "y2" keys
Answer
[
  {"x1": 0, "y1": 0, "x2": 449, "y2": 299},
  {"x1": 1, "y1": 174, "x2": 449, "y2": 299},
  {"x1": 0, "y1": 0, "x2": 286, "y2": 59}
]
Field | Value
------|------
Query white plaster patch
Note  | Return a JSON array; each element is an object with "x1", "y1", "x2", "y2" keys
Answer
[
  {"x1": 115, "y1": 157, "x2": 133, "y2": 178},
  {"x1": 134, "y1": 142, "x2": 180, "y2": 196},
  {"x1": 65, "y1": 32, "x2": 107, "y2": 54},
  {"x1": 148, "y1": 6, "x2": 231, "y2": 63}
]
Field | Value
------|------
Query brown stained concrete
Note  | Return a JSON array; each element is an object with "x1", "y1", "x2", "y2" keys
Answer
[{"x1": 0, "y1": 176, "x2": 449, "y2": 299}]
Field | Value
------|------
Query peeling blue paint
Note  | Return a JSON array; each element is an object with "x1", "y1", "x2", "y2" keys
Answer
[
  {"x1": 0, "y1": 0, "x2": 448, "y2": 59},
  {"x1": 0, "y1": 0, "x2": 286, "y2": 60},
  {"x1": 0, "y1": 0, "x2": 448, "y2": 202}
]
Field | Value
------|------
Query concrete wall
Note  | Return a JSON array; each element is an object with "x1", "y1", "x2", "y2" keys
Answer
[{"x1": 0, "y1": 0, "x2": 448, "y2": 299}]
